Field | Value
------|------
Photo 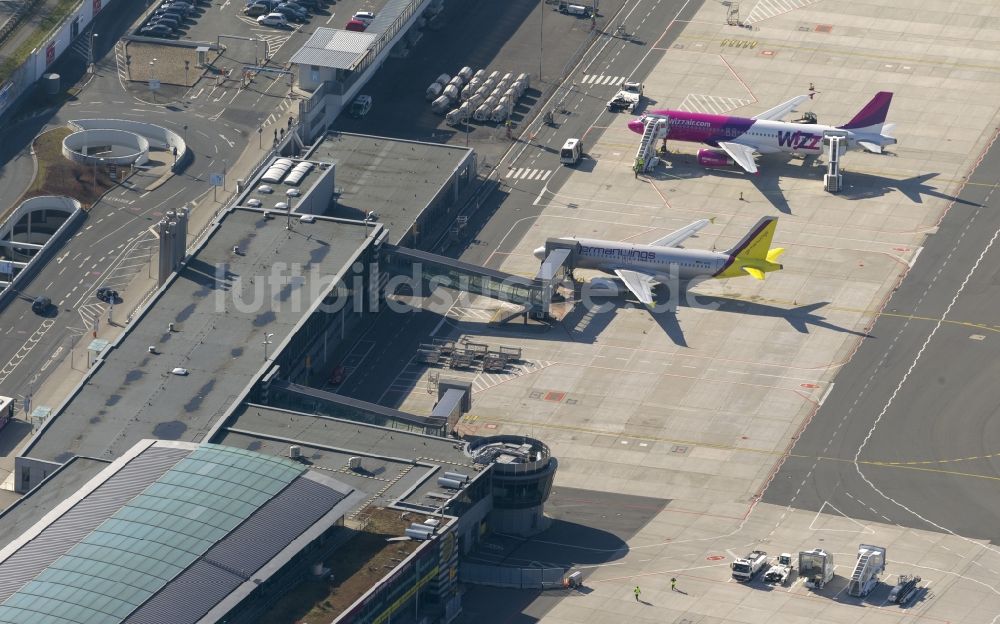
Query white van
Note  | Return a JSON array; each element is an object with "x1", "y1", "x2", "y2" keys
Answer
[{"x1": 560, "y1": 138, "x2": 583, "y2": 165}]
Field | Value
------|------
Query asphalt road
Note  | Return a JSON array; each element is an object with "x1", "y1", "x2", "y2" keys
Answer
[
  {"x1": 338, "y1": 0, "x2": 704, "y2": 406},
  {"x1": 762, "y1": 134, "x2": 1000, "y2": 544},
  {"x1": 0, "y1": 0, "x2": 320, "y2": 413}
]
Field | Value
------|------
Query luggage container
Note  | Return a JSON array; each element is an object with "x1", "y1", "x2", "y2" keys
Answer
[
  {"x1": 457, "y1": 66, "x2": 474, "y2": 82},
  {"x1": 491, "y1": 104, "x2": 509, "y2": 122},
  {"x1": 445, "y1": 109, "x2": 463, "y2": 126},
  {"x1": 511, "y1": 80, "x2": 526, "y2": 98},
  {"x1": 487, "y1": 70, "x2": 500, "y2": 82},
  {"x1": 434, "y1": 73, "x2": 451, "y2": 86},
  {"x1": 448, "y1": 75, "x2": 465, "y2": 89},
  {"x1": 425, "y1": 81, "x2": 443, "y2": 101},
  {"x1": 516, "y1": 72, "x2": 530, "y2": 89},
  {"x1": 473, "y1": 68, "x2": 485, "y2": 80},
  {"x1": 442, "y1": 83, "x2": 460, "y2": 102},
  {"x1": 473, "y1": 104, "x2": 492, "y2": 121},
  {"x1": 466, "y1": 93, "x2": 485, "y2": 109},
  {"x1": 431, "y1": 95, "x2": 452, "y2": 114}
]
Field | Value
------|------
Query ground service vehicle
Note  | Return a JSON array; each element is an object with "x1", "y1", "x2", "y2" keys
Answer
[
  {"x1": 731, "y1": 550, "x2": 769, "y2": 582},
  {"x1": 0, "y1": 396, "x2": 13, "y2": 431},
  {"x1": 606, "y1": 81, "x2": 643, "y2": 113},
  {"x1": 800, "y1": 549, "x2": 835, "y2": 589},
  {"x1": 763, "y1": 553, "x2": 794, "y2": 585},
  {"x1": 888, "y1": 575, "x2": 921, "y2": 605},
  {"x1": 560, "y1": 138, "x2": 582, "y2": 165}
]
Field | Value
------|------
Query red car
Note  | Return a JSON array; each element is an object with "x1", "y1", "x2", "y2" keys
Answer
[
  {"x1": 345, "y1": 19, "x2": 367, "y2": 31},
  {"x1": 330, "y1": 365, "x2": 345, "y2": 385}
]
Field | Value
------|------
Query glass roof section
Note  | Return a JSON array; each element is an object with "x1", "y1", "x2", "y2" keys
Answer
[{"x1": 0, "y1": 445, "x2": 304, "y2": 624}]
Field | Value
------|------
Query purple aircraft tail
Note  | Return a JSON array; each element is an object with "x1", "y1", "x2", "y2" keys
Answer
[{"x1": 838, "y1": 92, "x2": 893, "y2": 130}]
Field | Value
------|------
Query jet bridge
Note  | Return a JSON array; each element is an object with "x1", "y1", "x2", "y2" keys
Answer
[{"x1": 383, "y1": 245, "x2": 556, "y2": 319}]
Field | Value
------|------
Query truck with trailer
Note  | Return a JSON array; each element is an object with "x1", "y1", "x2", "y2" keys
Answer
[{"x1": 730, "y1": 550, "x2": 769, "y2": 582}]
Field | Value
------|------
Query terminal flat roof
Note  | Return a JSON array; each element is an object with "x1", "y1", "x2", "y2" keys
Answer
[
  {"x1": 308, "y1": 133, "x2": 472, "y2": 245},
  {"x1": 290, "y1": 29, "x2": 377, "y2": 70},
  {"x1": 0, "y1": 441, "x2": 363, "y2": 624},
  {"x1": 24, "y1": 208, "x2": 373, "y2": 465},
  {"x1": 216, "y1": 404, "x2": 481, "y2": 510},
  {"x1": 0, "y1": 458, "x2": 109, "y2": 551}
]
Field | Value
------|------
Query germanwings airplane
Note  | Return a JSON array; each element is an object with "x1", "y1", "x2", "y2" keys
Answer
[
  {"x1": 627, "y1": 92, "x2": 896, "y2": 174},
  {"x1": 533, "y1": 217, "x2": 783, "y2": 305}
]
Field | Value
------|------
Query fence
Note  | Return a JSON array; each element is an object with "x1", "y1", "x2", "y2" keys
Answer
[
  {"x1": 0, "y1": 0, "x2": 45, "y2": 50},
  {"x1": 459, "y1": 562, "x2": 567, "y2": 589}
]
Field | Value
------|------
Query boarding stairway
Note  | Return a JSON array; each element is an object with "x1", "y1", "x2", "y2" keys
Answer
[
  {"x1": 823, "y1": 131, "x2": 847, "y2": 193},
  {"x1": 635, "y1": 117, "x2": 667, "y2": 173},
  {"x1": 847, "y1": 544, "x2": 886, "y2": 597}
]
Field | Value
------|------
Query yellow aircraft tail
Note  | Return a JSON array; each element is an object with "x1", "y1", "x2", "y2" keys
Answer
[{"x1": 716, "y1": 217, "x2": 784, "y2": 280}]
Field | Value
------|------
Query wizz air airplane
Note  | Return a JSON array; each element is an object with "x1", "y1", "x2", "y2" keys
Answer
[
  {"x1": 533, "y1": 217, "x2": 783, "y2": 305},
  {"x1": 627, "y1": 92, "x2": 896, "y2": 174}
]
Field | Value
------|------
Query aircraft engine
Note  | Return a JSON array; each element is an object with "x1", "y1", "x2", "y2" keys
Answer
[{"x1": 697, "y1": 149, "x2": 734, "y2": 168}]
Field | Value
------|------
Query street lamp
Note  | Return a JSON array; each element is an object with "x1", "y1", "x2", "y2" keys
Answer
[
  {"x1": 277, "y1": 201, "x2": 290, "y2": 230},
  {"x1": 222, "y1": 159, "x2": 228, "y2": 190},
  {"x1": 149, "y1": 58, "x2": 157, "y2": 103},
  {"x1": 285, "y1": 189, "x2": 297, "y2": 227},
  {"x1": 184, "y1": 59, "x2": 190, "y2": 86},
  {"x1": 258, "y1": 126, "x2": 263, "y2": 149},
  {"x1": 263, "y1": 333, "x2": 274, "y2": 360},
  {"x1": 539, "y1": 1, "x2": 543, "y2": 82},
  {"x1": 88, "y1": 33, "x2": 98, "y2": 74}
]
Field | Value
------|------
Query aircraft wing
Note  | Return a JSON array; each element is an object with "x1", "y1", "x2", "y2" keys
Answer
[
  {"x1": 752, "y1": 95, "x2": 810, "y2": 121},
  {"x1": 718, "y1": 142, "x2": 758, "y2": 173},
  {"x1": 614, "y1": 269, "x2": 656, "y2": 305},
  {"x1": 650, "y1": 218, "x2": 713, "y2": 248}
]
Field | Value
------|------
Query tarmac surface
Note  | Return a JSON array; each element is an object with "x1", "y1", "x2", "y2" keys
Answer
[
  {"x1": 375, "y1": 0, "x2": 1000, "y2": 622},
  {"x1": 763, "y1": 132, "x2": 1000, "y2": 544}
]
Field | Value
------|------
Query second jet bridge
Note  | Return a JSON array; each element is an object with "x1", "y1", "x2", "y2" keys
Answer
[{"x1": 383, "y1": 245, "x2": 560, "y2": 318}]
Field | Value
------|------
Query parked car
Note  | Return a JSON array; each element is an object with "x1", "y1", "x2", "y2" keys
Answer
[
  {"x1": 329, "y1": 365, "x2": 345, "y2": 385},
  {"x1": 158, "y1": 2, "x2": 192, "y2": 13},
  {"x1": 161, "y1": 1, "x2": 194, "y2": 12},
  {"x1": 96, "y1": 287, "x2": 119, "y2": 303},
  {"x1": 348, "y1": 94, "x2": 372, "y2": 118},
  {"x1": 273, "y1": 4, "x2": 306, "y2": 21},
  {"x1": 257, "y1": 12, "x2": 288, "y2": 26},
  {"x1": 243, "y1": 3, "x2": 269, "y2": 16},
  {"x1": 150, "y1": 14, "x2": 182, "y2": 28},
  {"x1": 140, "y1": 23, "x2": 174, "y2": 36},
  {"x1": 31, "y1": 296, "x2": 51, "y2": 314},
  {"x1": 293, "y1": 0, "x2": 319, "y2": 7},
  {"x1": 353, "y1": 10, "x2": 374, "y2": 24},
  {"x1": 283, "y1": 1, "x2": 310, "y2": 13},
  {"x1": 345, "y1": 18, "x2": 367, "y2": 31},
  {"x1": 153, "y1": 6, "x2": 187, "y2": 18}
]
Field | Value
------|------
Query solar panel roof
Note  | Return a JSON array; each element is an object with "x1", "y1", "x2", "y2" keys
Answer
[{"x1": 0, "y1": 445, "x2": 305, "y2": 624}]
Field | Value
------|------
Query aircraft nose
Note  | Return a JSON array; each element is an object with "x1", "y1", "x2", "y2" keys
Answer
[
  {"x1": 533, "y1": 246, "x2": 547, "y2": 260},
  {"x1": 627, "y1": 120, "x2": 642, "y2": 134}
]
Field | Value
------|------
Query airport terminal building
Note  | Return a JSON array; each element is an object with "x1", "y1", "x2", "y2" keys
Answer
[{"x1": 5, "y1": 126, "x2": 558, "y2": 622}]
